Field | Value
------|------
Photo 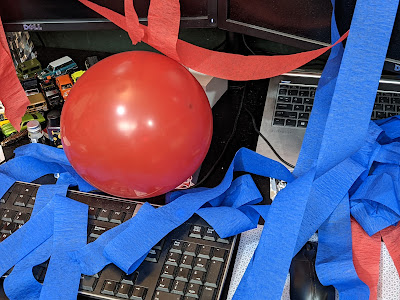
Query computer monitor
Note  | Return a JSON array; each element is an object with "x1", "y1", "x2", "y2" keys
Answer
[
  {"x1": 218, "y1": 0, "x2": 400, "y2": 73},
  {"x1": 0, "y1": 0, "x2": 218, "y2": 32}
]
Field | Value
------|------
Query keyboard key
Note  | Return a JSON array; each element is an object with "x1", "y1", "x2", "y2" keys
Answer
[
  {"x1": 21, "y1": 185, "x2": 36, "y2": 195},
  {"x1": 388, "y1": 112, "x2": 397, "y2": 117},
  {"x1": 212, "y1": 248, "x2": 226, "y2": 262},
  {"x1": 310, "y1": 91, "x2": 315, "y2": 97},
  {"x1": 376, "y1": 111, "x2": 387, "y2": 119},
  {"x1": 379, "y1": 96, "x2": 390, "y2": 103},
  {"x1": 304, "y1": 98, "x2": 314, "y2": 105},
  {"x1": 166, "y1": 252, "x2": 181, "y2": 266},
  {"x1": 293, "y1": 104, "x2": 305, "y2": 111},
  {"x1": 284, "y1": 111, "x2": 297, "y2": 119},
  {"x1": 116, "y1": 283, "x2": 132, "y2": 299},
  {"x1": 285, "y1": 119, "x2": 296, "y2": 127},
  {"x1": 292, "y1": 97, "x2": 303, "y2": 103},
  {"x1": 176, "y1": 267, "x2": 190, "y2": 282},
  {"x1": 385, "y1": 104, "x2": 396, "y2": 112},
  {"x1": 101, "y1": 280, "x2": 117, "y2": 296},
  {"x1": 203, "y1": 228, "x2": 216, "y2": 241},
  {"x1": 145, "y1": 249, "x2": 161, "y2": 262},
  {"x1": 200, "y1": 286, "x2": 215, "y2": 300},
  {"x1": 120, "y1": 203, "x2": 136, "y2": 214},
  {"x1": 198, "y1": 245, "x2": 212, "y2": 259},
  {"x1": 121, "y1": 272, "x2": 138, "y2": 285},
  {"x1": 180, "y1": 255, "x2": 194, "y2": 269},
  {"x1": 189, "y1": 225, "x2": 203, "y2": 239},
  {"x1": 299, "y1": 90, "x2": 309, "y2": 97},
  {"x1": 153, "y1": 291, "x2": 182, "y2": 300},
  {"x1": 278, "y1": 89, "x2": 287, "y2": 95},
  {"x1": 298, "y1": 113, "x2": 309, "y2": 120},
  {"x1": 392, "y1": 97, "x2": 400, "y2": 104},
  {"x1": 0, "y1": 233, "x2": 9, "y2": 242},
  {"x1": 1, "y1": 222, "x2": 17, "y2": 234},
  {"x1": 171, "y1": 280, "x2": 186, "y2": 295},
  {"x1": 27, "y1": 196, "x2": 35, "y2": 208},
  {"x1": 274, "y1": 111, "x2": 285, "y2": 117},
  {"x1": 157, "y1": 278, "x2": 172, "y2": 292},
  {"x1": 190, "y1": 270, "x2": 205, "y2": 285},
  {"x1": 0, "y1": 192, "x2": 10, "y2": 204},
  {"x1": 183, "y1": 242, "x2": 197, "y2": 256},
  {"x1": 171, "y1": 240, "x2": 184, "y2": 254},
  {"x1": 216, "y1": 235, "x2": 230, "y2": 244},
  {"x1": 193, "y1": 258, "x2": 208, "y2": 272},
  {"x1": 297, "y1": 120, "x2": 308, "y2": 128},
  {"x1": 186, "y1": 283, "x2": 201, "y2": 298},
  {"x1": 288, "y1": 89, "x2": 298, "y2": 96},
  {"x1": 97, "y1": 208, "x2": 110, "y2": 222},
  {"x1": 89, "y1": 225, "x2": 109, "y2": 238},
  {"x1": 88, "y1": 207, "x2": 97, "y2": 219},
  {"x1": 13, "y1": 212, "x2": 30, "y2": 224},
  {"x1": 374, "y1": 103, "x2": 383, "y2": 110},
  {"x1": 131, "y1": 286, "x2": 147, "y2": 300},
  {"x1": 1, "y1": 209, "x2": 17, "y2": 222},
  {"x1": 204, "y1": 260, "x2": 223, "y2": 288},
  {"x1": 110, "y1": 210, "x2": 125, "y2": 224},
  {"x1": 14, "y1": 194, "x2": 29, "y2": 207},
  {"x1": 305, "y1": 106, "x2": 313, "y2": 112},
  {"x1": 273, "y1": 118, "x2": 285, "y2": 126},
  {"x1": 276, "y1": 104, "x2": 293, "y2": 111},
  {"x1": 277, "y1": 96, "x2": 291, "y2": 103},
  {"x1": 80, "y1": 275, "x2": 97, "y2": 292},
  {"x1": 161, "y1": 265, "x2": 176, "y2": 279}
]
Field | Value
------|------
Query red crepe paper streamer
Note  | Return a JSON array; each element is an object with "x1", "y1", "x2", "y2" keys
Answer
[
  {"x1": 0, "y1": 18, "x2": 30, "y2": 131},
  {"x1": 0, "y1": 0, "x2": 349, "y2": 144},
  {"x1": 78, "y1": 0, "x2": 349, "y2": 81},
  {"x1": 352, "y1": 218, "x2": 400, "y2": 299}
]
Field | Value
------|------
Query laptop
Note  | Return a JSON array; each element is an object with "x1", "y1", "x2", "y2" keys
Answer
[{"x1": 256, "y1": 70, "x2": 400, "y2": 168}]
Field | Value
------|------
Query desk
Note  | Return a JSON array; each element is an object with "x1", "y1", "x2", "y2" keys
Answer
[{"x1": 0, "y1": 66, "x2": 272, "y2": 299}]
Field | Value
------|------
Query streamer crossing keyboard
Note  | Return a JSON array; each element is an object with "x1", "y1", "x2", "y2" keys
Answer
[{"x1": 0, "y1": 182, "x2": 237, "y2": 300}]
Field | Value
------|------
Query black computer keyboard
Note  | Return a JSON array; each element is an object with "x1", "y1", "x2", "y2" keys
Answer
[
  {"x1": 0, "y1": 182, "x2": 237, "y2": 300},
  {"x1": 273, "y1": 83, "x2": 400, "y2": 127}
]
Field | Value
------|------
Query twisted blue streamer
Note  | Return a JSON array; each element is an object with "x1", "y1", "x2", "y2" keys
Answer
[
  {"x1": 0, "y1": 0, "x2": 399, "y2": 298},
  {"x1": 72, "y1": 148, "x2": 293, "y2": 275},
  {"x1": 234, "y1": 0, "x2": 398, "y2": 298}
]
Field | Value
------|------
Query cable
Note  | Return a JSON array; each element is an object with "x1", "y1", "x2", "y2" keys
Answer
[
  {"x1": 192, "y1": 83, "x2": 247, "y2": 188},
  {"x1": 244, "y1": 106, "x2": 295, "y2": 169},
  {"x1": 242, "y1": 34, "x2": 256, "y2": 55}
]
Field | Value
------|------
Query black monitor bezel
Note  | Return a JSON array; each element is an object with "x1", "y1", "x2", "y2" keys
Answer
[
  {"x1": 217, "y1": 0, "x2": 331, "y2": 51},
  {"x1": 2, "y1": 0, "x2": 218, "y2": 32}
]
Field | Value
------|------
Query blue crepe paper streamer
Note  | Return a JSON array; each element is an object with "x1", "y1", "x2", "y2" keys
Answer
[
  {"x1": 40, "y1": 195, "x2": 88, "y2": 300},
  {"x1": 3, "y1": 185, "x2": 69, "y2": 300},
  {"x1": 233, "y1": 0, "x2": 398, "y2": 298},
  {"x1": 1, "y1": 0, "x2": 400, "y2": 298},
  {"x1": 0, "y1": 144, "x2": 93, "y2": 299},
  {"x1": 72, "y1": 148, "x2": 293, "y2": 276}
]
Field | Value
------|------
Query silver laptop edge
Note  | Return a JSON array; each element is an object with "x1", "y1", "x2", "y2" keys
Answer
[{"x1": 256, "y1": 71, "x2": 400, "y2": 169}]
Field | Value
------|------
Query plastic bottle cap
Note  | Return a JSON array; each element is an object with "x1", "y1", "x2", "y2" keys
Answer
[{"x1": 27, "y1": 120, "x2": 41, "y2": 132}]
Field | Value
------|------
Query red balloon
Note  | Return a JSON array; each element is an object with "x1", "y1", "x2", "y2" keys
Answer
[{"x1": 61, "y1": 51, "x2": 212, "y2": 199}]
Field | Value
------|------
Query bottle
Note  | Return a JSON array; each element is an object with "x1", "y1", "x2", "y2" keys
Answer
[
  {"x1": 27, "y1": 120, "x2": 47, "y2": 144},
  {"x1": 46, "y1": 110, "x2": 62, "y2": 148}
]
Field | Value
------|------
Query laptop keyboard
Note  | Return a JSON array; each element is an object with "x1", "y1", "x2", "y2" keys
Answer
[
  {"x1": 0, "y1": 182, "x2": 237, "y2": 300},
  {"x1": 273, "y1": 83, "x2": 400, "y2": 127}
]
